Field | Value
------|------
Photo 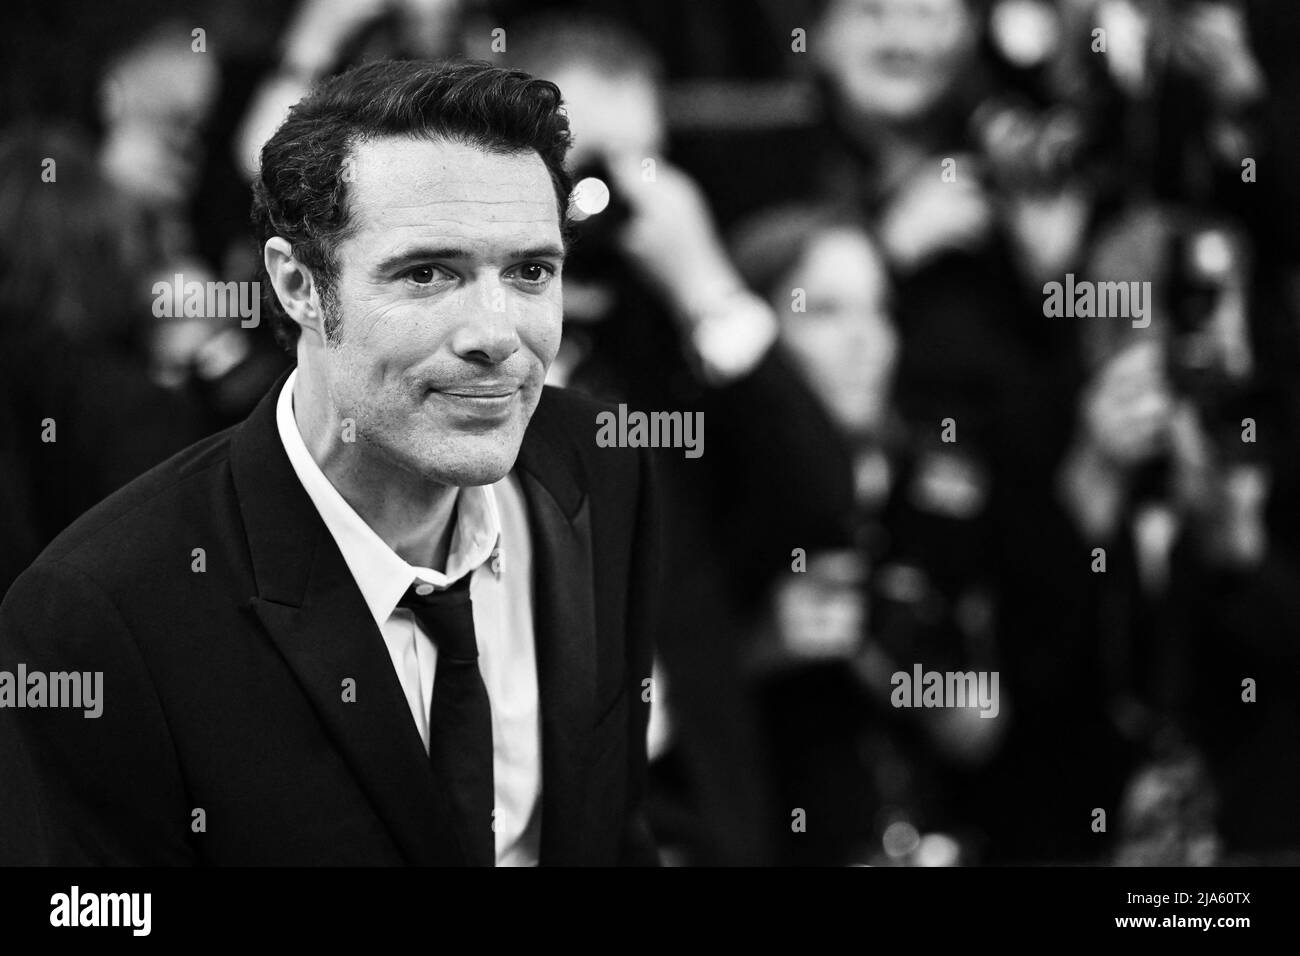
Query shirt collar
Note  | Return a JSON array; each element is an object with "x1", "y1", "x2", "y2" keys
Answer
[{"x1": 275, "y1": 368, "x2": 502, "y2": 632}]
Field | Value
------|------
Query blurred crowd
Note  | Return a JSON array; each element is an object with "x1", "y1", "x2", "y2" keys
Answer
[{"x1": 3, "y1": 0, "x2": 1299, "y2": 865}]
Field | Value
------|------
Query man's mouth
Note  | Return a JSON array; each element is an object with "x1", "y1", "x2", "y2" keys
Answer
[
  {"x1": 425, "y1": 384, "x2": 521, "y2": 418},
  {"x1": 431, "y1": 383, "x2": 520, "y2": 399}
]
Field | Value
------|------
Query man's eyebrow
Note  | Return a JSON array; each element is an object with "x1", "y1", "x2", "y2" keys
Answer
[
  {"x1": 373, "y1": 244, "x2": 567, "y2": 273},
  {"x1": 509, "y1": 244, "x2": 567, "y2": 262}
]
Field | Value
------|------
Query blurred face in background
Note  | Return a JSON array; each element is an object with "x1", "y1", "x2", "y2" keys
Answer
[
  {"x1": 546, "y1": 63, "x2": 664, "y2": 168},
  {"x1": 815, "y1": 0, "x2": 978, "y2": 122},
  {"x1": 776, "y1": 227, "x2": 898, "y2": 437},
  {"x1": 396, "y1": 0, "x2": 466, "y2": 57},
  {"x1": 99, "y1": 31, "x2": 220, "y2": 207}
]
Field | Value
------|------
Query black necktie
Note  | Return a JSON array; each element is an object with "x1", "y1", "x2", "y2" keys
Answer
[{"x1": 399, "y1": 574, "x2": 495, "y2": 866}]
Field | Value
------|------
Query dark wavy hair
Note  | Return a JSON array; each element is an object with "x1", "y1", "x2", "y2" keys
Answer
[{"x1": 251, "y1": 59, "x2": 574, "y2": 349}]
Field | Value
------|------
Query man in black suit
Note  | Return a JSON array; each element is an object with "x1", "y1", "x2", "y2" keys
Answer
[{"x1": 0, "y1": 60, "x2": 660, "y2": 866}]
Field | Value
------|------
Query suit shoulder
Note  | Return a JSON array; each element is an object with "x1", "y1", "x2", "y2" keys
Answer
[
  {"x1": 516, "y1": 386, "x2": 651, "y2": 523},
  {"x1": 532, "y1": 384, "x2": 621, "y2": 428},
  {"x1": 530, "y1": 386, "x2": 644, "y2": 477},
  {"x1": 32, "y1": 426, "x2": 238, "y2": 577}
]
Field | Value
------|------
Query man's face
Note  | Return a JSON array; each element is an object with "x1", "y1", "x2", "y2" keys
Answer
[{"x1": 313, "y1": 136, "x2": 564, "y2": 487}]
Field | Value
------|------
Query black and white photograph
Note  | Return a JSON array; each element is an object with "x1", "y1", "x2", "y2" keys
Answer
[{"x1": 0, "y1": 0, "x2": 1294, "y2": 938}]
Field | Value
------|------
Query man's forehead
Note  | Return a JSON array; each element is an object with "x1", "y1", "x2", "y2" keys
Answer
[{"x1": 345, "y1": 135, "x2": 561, "y2": 243}]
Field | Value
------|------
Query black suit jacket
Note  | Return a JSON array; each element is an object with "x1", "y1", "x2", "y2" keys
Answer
[{"x1": 0, "y1": 372, "x2": 661, "y2": 866}]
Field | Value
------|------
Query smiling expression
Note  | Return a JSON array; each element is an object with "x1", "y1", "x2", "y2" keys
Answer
[{"x1": 311, "y1": 135, "x2": 565, "y2": 488}]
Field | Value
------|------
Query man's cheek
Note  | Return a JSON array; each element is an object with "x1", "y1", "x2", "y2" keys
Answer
[
  {"x1": 540, "y1": 323, "x2": 563, "y2": 365},
  {"x1": 337, "y1": 283, "x2": 417, "y2": 341},
  {"x1": 525, "y1": 299, "x2": 564, "y2": 365}
]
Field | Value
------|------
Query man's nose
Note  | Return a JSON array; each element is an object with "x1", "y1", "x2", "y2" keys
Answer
[{"x1": 450, "y1": 286, "x2": 522, "y2": 365}]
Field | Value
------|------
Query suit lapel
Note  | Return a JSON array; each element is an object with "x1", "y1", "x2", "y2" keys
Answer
[
  {"x1": 231, "y1": 371, "x2": 463, "y2": 865},
  {"x1": 230, "y1": 377, "x2": 599, "y2": 866},
  {"x1": 515, "y1": 390, "x2": 598, "y2": 866}
]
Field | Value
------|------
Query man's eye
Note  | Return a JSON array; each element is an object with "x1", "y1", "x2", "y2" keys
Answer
[
  {"x1": 402, "y1": 266, "x2": 445, "y2": 285},
  {"x1": 512, "y1": 263, "x2": 555, "y2": 286}
]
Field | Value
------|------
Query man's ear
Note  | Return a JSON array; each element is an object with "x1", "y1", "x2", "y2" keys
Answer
[{"x1": 264, "y1": 237, "x2": 324, "y2": 339}]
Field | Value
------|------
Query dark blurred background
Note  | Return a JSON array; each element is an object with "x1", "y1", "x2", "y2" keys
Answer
[{"x1": 2, "y1": 0, "x2": 1298, "y2": 866}]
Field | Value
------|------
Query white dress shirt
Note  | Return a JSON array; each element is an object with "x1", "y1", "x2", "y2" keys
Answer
[{"x1": 275, "y1": 369, "x2": 541, "y2": 865}]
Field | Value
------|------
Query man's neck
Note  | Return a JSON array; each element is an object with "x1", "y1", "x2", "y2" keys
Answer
[{"x1": 292, "y1": 371, "x2": 459, "y2": 571}]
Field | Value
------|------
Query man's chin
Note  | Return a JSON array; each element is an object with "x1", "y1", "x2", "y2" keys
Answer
[
  {"x1": 411, "y1": 443, "x2": 521, "y2": 489},
  {"x1": 380, "y1": 405, "x2": 532, "y2": 487},
  {"x1": 436, "y1": 465, "x2": 513, "y2": 488}
]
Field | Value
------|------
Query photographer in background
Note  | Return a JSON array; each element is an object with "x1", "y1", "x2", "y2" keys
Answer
[
  {"x1": 508, "y1": 14, "x2": 856, "y2": 866},
  {"x1": 1021, "y1": 0, "x2": 1298, "y2": 861},
  {"x1": 802, "y1": 0, "x2": 1102, "y2": 862},
  {"x1": 1058, "y1": 204, "x2": 1300, "y2": 862},
  {"x1": 731, "y1": 204, "x2": 1006, "y2": 865}
]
